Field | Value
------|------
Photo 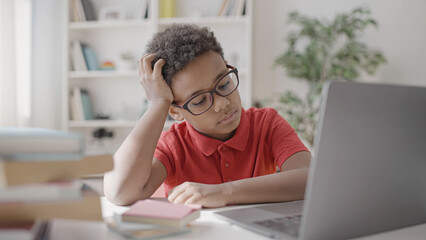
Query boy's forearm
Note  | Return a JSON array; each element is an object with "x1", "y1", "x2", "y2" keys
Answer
[
  {"x1": 225, "y1": 168, "x2": 309, "y2": 205},
  {"x1": 103, "y1": 100, "x2": 170, "y2": 205}
]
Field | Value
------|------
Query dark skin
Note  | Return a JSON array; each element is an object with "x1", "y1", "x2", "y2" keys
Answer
[{"x1": 104, "y1": 51, "x2": 311, "y2": 207}]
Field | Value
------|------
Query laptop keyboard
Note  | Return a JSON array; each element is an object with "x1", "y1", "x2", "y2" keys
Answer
[{"x1": 253, "y1": 214, "x2": 302, "y2": 237}]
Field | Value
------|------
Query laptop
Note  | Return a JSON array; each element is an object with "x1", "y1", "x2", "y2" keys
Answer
[{"x1": 214, "y1": 81, "x2": 426, "y2": 240}]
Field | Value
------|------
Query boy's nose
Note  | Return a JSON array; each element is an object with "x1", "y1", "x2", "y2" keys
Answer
[{"x1": 213, "y1": 94, "x2": 230, "y2": 112}]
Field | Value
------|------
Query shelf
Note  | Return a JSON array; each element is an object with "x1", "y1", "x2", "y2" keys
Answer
[
  {"x1": 158, "y1": 16, "x2": 249, "y2": 26},
  {"x1": 69, "y1": 71, "x2": 138, "y2": 79},
  {"x1": 69, "y1": 69, "x2": 246, "y2": 79},
  {"x1": 68, "y1": 120, "x2": 176, "y2": 128},
  {"x1": 69, "y1": 19, "x2": 151, "y2": 30},
  {"x1": 69, "y1": 120, "x2": 136, "y2": 128},
  {"x1": 64, "y1": 0, "x2": 253, "y2": 154}
]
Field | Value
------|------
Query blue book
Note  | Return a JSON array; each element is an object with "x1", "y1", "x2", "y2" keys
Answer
[
  {"x1": 80, "y1": 89, "x2": 94, "y2": 120},
  {"x1": 0, "y1": 128, "x2": 85, "y2": 161},
  {"x1": 82, "y1": 45, "x2": 99, "y2": 71}
]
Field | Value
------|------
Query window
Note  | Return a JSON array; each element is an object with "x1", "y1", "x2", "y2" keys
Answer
[{"x1": 0, "y1": 0, "x2": 32, "y2": 126}]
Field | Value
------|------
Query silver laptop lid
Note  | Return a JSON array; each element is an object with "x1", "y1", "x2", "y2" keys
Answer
[{"x1": 300, "y1": 81, "x2": 426, "y2": 240}]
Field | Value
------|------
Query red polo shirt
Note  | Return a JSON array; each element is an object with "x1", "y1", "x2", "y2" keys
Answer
[{"x1": 154, "y1": 107, "x2": 309, "y2": 194}]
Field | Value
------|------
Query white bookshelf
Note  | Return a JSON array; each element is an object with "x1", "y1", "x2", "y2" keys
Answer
[
  {"x1": 68, "y1": 70, "x2": 138, "y2": 79},
  {"x1": 69, "y1": 119, "x2": 176, "y2": 128},
  {"x1": 62, "y1": 0, "x2": 253, "y2": 153},
  {"x1": 158, "y1": 16, "x2": 249, "y2": 25},
  {"x1": 69, "y1": 19, "x2": 151, "y2": 29}
]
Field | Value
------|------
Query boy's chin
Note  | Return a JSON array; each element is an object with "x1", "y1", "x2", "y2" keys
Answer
[{"x1": 198, "y1": 121, "x2": 240, "y2": 141}]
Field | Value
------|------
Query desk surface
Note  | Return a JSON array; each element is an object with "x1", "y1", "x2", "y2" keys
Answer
[
  {"x1": 64, "y1": 179, "x2": 426, "y2": 240},
  {"x1": 47, "y1": 199, "x2": 426, "y2": 240},
  {"x1": 48, "y1": 212, "x2": 426, "y2": 240},
  {"x1": 49, "y1": 208, "x2": 271, "y2": 240}
]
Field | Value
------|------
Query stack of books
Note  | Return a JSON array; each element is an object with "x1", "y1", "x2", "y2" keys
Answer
[
  {"x1": 69, "y1": 86, "x2": 95, "y2": 121},
  {"x1": 218, "y1": 0, "x2": 246, "y2": 17},
  {"x1": 70, "y1": 40, "x2": 99, "y2": 72},
  {"x1": 0, "y1": 127, "x2": 113, "y2": 239},
  {"x1": 0, "y1": 220, "x2": 47, "y2": 240},
  {"x1": 102, "y1": 198, "x2": 201, "y2": 239}
]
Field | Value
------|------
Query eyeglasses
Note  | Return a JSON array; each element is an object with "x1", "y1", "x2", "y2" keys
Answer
[{"x1": 171, "y1": 65, "x2": 239, "y2": 116}]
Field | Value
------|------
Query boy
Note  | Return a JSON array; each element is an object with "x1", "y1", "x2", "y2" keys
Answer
[{"x1": 104, "y1": 24, "x2": 311, "y2": 207}]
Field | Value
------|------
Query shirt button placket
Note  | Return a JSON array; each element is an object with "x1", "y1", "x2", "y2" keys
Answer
[{"x1": 220, "y1": 145, "x2": 231, "y2": 182}]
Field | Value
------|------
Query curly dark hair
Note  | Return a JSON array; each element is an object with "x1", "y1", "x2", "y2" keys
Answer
[{"x1": 145, "y1": 24, "x2": 224, "y2": 86}]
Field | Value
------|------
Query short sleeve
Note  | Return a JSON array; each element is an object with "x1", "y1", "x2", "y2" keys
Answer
[
  {"x1": 154, "y1": 131, "x2": 175, "y2": 179},
  {"x1": 268, "y1": 109, "x2": 309, "y2": 168}
]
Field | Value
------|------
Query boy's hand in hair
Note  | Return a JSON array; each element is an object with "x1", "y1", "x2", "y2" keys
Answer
[{"x1": 138, "y1": 54, "x2": 173, "y2": 104}]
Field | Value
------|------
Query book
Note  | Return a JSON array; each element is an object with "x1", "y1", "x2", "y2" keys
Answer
[
  {"x1": 71, "y1": 0, "x2": 81, "y2": 22},
  {"x1": 0, "y1": 180, "x2": 83, "y2": 203},
  {"x1": 121, "y1": 200, "x2": 201, "y2": 228},
  {"x1": 105, "y1": 216, "x2": 191, "y2": 240},
  {"x1": 80, "y1": 89, "x2": 95, "y2": 120},
  {"x1": 76, "y1": 0, "x2": 86, "y2": 21},
  {"x1": 224, "y1": 0, "x2": 236, "y2": 16},
  {"x1": 69, "y1": 92, "x2": 80, "y2": 120},
  {"x1": 233, "y1": 0, "x2": 245, "y2": 16},
  {"x1": 70, "y1": 40, "x2": 88, "y2": 71},
  {"x1": 144, "y1": 2, "x2": 150, "y2": 19},
  {"x1": 101, "y1": 197, "x2": 192, "y2": 240},
  {"x1": 218, "y1": 0, "x2": 229, "y2": 16},
  {"x1": 159, "y1": 0, "x2": 175, "y2": 18},
  {"x1": 71, "y1": 87, "x2": 85, "y2": 120},
  {"x1": 81, "y1": 0, "x2": 96, "y2": 21},
  {"x1": 0, "y1": 127, "x2": 84, "y2": 161},
  {"x1": 0, "y1": 188, "x2": 103, "y2": 223},
  {"x1": 241, "y1": 0, "x2": 247, "y2": 16},
  {"x1": 134, "y1": 0, "x2": 149, "y2": 19},
  {"x1": 0, "y1": 154, "x2": 113, "y2": 188},
  {"x1": 81, "y1": 44, "x2": 99, "y2": 71},
  {"x1": 71, "y1": 0, "x2": 87, "y2": 22},
  {"x1": 0, "y1": 219, "x2": 48, "y2": 240},
  {"x1": 71, "y1": 87, "x2": 95, "y2": 120}
]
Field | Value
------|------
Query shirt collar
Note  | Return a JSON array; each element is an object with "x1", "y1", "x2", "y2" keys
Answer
[{"x1": 187, "y1": 108, "x2": 249, "y2": 157}]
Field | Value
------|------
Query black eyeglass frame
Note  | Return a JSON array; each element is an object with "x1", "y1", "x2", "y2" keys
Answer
[{"x1": 171, "y1": 64, "x2": 239, "y2": 116}]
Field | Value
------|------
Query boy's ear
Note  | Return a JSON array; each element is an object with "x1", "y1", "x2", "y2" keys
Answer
[{"x1": 169, "y1": 106, "x2": 185, "y2": 121}]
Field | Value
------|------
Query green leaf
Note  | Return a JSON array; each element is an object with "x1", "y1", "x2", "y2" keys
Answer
[{"x1": 272, "y1": 6, "x2": 387, "y2": 146}]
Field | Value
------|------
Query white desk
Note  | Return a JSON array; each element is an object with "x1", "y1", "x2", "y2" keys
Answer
[
  {"x1": 47, "y1": 200, "x2": 426, "y2": 240},
  {"x1": 64, "y1": 179, "x2": 426, "y2": 240},
  {"x1": 49, "y1": 208, "x2": 270, "y2": 240}
]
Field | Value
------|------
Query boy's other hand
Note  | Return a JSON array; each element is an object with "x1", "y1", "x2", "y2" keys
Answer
[
  {"x1": 138, "y1": 54, "x2": 173, "y2": 104},
  {"x1": 167, "y1": 182, "x2": 231, "y2": 208}
]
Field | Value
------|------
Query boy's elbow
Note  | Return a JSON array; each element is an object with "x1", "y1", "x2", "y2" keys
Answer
[
  {"x1": 103, "y1": 173, "x2": 156, "y2": 206},
  {"x1": 104, "y1": 189, "x2": 149, "y2": 206},
  {"x1": 105, "y1": 193, "x2": 134, "y2": 206},
  {"x1": 103, "y1": 183, "x2": 151, "y2": 206}
]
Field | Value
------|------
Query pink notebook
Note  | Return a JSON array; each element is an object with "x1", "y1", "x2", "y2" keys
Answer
[{"x1": 123, "y1": 200, "x2": 201, "y2": 220}]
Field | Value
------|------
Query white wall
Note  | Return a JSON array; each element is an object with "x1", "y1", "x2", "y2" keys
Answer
[
  {"x1": 31, "y1": 0, "x2": 63, "y2": 129},
  {"x1": 0, "y1": 0, "x2": 17, "y2": 126},
  {"x1": 252, "y1": 0, "x2": 426, "y2": 102},
  {"x1": 30, "y1": 0, "x2": 426, "y2": 128}
]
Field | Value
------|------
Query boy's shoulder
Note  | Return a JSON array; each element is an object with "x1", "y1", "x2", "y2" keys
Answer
[
  {"x1": 243, "y1": 107, "x2": 289, "y2": 131},
  {"x1": 159, "y1": 121, "x2": 191, "y2": 142},
  {"x1": 245, "y1": 107, "x2": 279, "y2": 120},
  {"x1": 162, "y1": 120, "x2": 187, "y2": 133}
]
